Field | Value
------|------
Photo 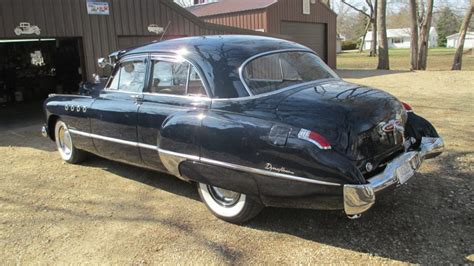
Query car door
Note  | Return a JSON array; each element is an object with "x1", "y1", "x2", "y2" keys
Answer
[
  {"x1": 137, "y1": 55, "x2": 210, "y2": 172},
  {"x1": 89, "y1": 55, "x2": 148, "y2": 165}
]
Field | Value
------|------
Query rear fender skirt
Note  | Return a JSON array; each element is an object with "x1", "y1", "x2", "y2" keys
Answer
[{"x1": 179, "y1": 161, "x2": 260, "y2": 195}]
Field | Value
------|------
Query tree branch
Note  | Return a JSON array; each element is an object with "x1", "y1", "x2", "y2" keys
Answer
[{"x1": 341, "y1": 0, "x2": 371, "y2": 19}]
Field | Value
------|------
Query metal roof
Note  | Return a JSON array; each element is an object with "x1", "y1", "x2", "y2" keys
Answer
[{"x1": 186, "y1": 0, "x2": 277, "y2": 17}]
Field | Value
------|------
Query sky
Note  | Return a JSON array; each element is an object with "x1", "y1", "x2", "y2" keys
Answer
[{"x1": 332, "y1": 0, "x2": 470, "y2": 15}]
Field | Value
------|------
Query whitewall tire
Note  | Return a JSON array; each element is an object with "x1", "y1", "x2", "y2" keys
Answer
[
  {"x1": 54, "y1": 120, "x2": 86, "y2": 164},
  {"x1": 197, "y1": 183, "x2": 263, "y2": 223}
]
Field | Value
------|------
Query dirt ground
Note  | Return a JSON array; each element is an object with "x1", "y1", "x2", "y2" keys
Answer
[{"x1": 0, "y1": 70, "x2": 473, "y2": 264}]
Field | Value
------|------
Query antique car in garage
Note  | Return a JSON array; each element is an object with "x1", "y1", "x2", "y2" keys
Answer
[{"x1": 42, "y1": 35, "x2": 444, "y2": 223}]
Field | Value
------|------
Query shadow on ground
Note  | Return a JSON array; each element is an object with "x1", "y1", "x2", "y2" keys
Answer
[{"x1": 70, "y1": 149, "x2": 472, "y2": 264}]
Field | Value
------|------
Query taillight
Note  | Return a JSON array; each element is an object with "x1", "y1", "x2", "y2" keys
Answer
[
  {"x1": 401, "y1": 101, "x2": 413, "y2": 112},
  {"x1": 298, "y1": 129, "x2": 332, "y2": 150}
]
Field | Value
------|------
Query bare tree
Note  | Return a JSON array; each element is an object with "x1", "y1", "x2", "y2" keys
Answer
[
  {"x1": 409, "y1": 0, "x2": 419, "y2": 70},
  {"x1": 377, "y1": 0, "x2": 389, "y2": 69},
  {"x1": 452, "y1": 2, "x2": 474, "y2": 70},
  {"x1": 342, "y1": 0, "x2": 378, "y2": 56},
  {"x1": 417, "y1": 0, "x2": 434, "y2": 70}
]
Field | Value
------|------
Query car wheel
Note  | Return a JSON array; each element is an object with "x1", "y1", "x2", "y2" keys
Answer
[
  {"x1": 14, "y1": 28, "x2": 21, "y2": 35},
  {"x1": 54, "y1": 120, "x2": 86, "y2": 164},
  {"x1": 197, "y1": 183, "x2": 263, "y2": 224}
]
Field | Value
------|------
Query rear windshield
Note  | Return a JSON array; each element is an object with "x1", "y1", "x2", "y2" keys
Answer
[{"x1": 242, "y1": 51, "x2": 338, "y2": 95}]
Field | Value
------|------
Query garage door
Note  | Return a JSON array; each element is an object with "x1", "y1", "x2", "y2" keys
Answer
[{"x1": 281, "y1": 21, "x2": 327, "y2": 62}]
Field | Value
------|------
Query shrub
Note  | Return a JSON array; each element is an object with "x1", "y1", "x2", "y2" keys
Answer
[{"x1": 342, "y1": 40, "x2": 358, "y2": 50}]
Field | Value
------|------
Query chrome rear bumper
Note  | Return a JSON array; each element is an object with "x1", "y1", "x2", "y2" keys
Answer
[{"x1": 343, "y1": 137, "x2": 444, "y2": 216}]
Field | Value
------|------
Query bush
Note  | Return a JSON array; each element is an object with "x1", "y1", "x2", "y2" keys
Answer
[{"x1": 341, "y1": 40, "x2": 358, "y2": 50}]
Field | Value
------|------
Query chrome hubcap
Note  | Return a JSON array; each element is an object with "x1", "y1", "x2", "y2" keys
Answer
[
  {"x1": 207, "y1": 185, "x2": 241, "y2": 207},
  {"x1": 58, "y1": 126, "x2": 72, "y2": 157}
]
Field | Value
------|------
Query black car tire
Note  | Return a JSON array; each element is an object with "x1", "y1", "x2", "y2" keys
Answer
[
  {"x1": 197, "y1": 183, "x2": 263, "y2": 224},
  {"x1": 54, "y1": 120, "x2": 87, "y2": 164}
]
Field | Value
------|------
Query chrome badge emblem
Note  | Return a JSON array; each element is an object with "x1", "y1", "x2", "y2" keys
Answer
[
  {"x1": 379, "y1": 119, "x2": 404, "y2": 134},
  {"x1": 264, "y1": 163, "x2": 295, "y2": 175},
  {"x1": 378, "y1": 119, "x2": 405, "y2": 144}
]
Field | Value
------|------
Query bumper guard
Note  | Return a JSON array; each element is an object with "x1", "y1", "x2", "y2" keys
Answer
[{"x1": 344, "y1": 137, "x2": 444, "y2": 216}]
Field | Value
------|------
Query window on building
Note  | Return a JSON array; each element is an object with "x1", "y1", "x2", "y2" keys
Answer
[{"x1": 303, "y1": 0, "x2": 310, "y2": 14}]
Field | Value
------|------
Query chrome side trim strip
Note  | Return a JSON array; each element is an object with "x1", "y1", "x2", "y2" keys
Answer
[
  {"x1": 200, "y1": 157, "x2": 341, "y2": 186},
  {"x1": 69, "y1": 129, "x2": 158, "y2": 151},
  {"x1": 157, "y1": 148, "x2": 199, "y2": 161},
  {"x1": 68, "y1": 129, "x2": 340, "y2": 186}
]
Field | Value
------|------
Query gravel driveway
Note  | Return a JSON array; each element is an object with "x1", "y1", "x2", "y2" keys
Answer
[{"x1": 1, "y1": 70, "x2": 472, "y2": 264}]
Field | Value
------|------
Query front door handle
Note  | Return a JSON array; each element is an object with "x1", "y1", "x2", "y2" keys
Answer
[{"x1": 130, "y1": 94, "x2": 144, "y2": 103}]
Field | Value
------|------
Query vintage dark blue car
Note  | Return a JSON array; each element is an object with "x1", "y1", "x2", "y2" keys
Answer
[{"x1": 42, "y1": 35, "x2": 444, "y2": 223}]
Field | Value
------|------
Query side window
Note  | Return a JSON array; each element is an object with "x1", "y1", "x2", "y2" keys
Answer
[
  {"x1": 147, "y1": 59, "x2": 206, "y2": 96},
  {"x1": 107, "y1": 60, "x2": 146, "y2": 93}
]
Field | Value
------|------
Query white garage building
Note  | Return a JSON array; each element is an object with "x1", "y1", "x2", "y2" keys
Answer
[
  {"x1": 446, "y1": 32, "x2": 474, "y2": 49},
  {"x1": 363, "y1": 27, "x2": 438, "y2": 50}
]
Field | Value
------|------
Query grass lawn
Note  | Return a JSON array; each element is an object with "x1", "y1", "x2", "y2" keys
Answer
[{"x1": 337, "y1": 48, "x2": 474, "y2": 71}]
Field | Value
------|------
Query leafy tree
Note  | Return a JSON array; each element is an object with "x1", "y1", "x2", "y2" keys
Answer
[{"x1": 436, "y1": 7, "x2": 461, "y2": 47}]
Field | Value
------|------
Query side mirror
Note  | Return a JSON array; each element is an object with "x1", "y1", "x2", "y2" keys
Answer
[{"x1": 97, "y1": 58, "x2": 110, "y2": 68}]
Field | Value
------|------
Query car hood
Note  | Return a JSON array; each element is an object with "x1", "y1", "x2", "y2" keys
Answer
[{"x1": 276, "y1": 80, "x2": 406, "y2": 160}]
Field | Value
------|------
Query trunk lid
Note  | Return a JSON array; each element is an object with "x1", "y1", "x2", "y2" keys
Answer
[{"x1": 276, "y1": 81, "x2": 407, "y2": 166}]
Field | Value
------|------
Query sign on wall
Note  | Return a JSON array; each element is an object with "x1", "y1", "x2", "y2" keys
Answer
[
  {"x1": 148, "y1": 24, "x2": 164, "y2": 34},
  {"x1": 86, "y1": 1, "x2": 110, "y2": 15}
]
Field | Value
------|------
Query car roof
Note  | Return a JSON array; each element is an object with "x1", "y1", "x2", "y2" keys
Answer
[{"x1": 120, "y1": 35, "x2": 312, "y2": 98}]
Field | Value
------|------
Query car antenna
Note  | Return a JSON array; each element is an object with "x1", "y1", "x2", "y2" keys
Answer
[{"x1": 159, "y1": 21, "x2": 171, "y2": 42}]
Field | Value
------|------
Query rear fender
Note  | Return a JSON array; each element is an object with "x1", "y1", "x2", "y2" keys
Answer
[{"x1": 405, "y1": 112, "x2": 439, "y2": 149}]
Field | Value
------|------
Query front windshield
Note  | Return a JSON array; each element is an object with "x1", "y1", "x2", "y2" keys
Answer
[{"x1": 242, "y1": 51, "x2": 338, "y2": 95}]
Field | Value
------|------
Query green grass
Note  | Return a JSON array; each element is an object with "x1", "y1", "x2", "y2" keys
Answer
[{"x1": 337, "y1": 48, "x2": 474, "y2": 71}]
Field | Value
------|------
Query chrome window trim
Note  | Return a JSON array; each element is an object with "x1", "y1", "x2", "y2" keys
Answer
[
  {"x1": 68, "y1": 129, "x2": 341, "y2": 187},
  {"x1": 211, "y1": 78, "x2": 338, "y2": 102},
  {"x1": 104, "y1": 55, "x2": 148, "y2": 92},
  {"x1": 148, "y1": 53, "x2": 212, "y2": 98},
  {"x1": 103, "y1": 53, "x2": 211, "y2": 100},
  {"x1": 238, "y1": 49, "x2": 339, "y2": 98}
]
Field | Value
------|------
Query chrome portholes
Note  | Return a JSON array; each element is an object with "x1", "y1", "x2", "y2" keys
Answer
[{"x1": 65, "y1": 105, "x2": 87, "y2": 113}]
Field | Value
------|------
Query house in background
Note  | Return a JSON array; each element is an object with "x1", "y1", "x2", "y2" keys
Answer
[
  {"x1": 446, "y1": 32, "x2": 474, "y2": 49},
  {"x1": 363, "y1": 27, "x2": 438, "y2": 50},
  {"x1": 336, "y1": 34, "x2": 345, "y2": 53},
  {"x1": 184, "y1": 0, "x2": 338, "y2": 68}
]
